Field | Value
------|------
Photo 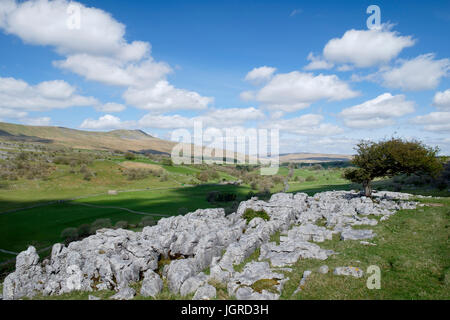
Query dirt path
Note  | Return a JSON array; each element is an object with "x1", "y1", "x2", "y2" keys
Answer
[
  {"x1": 0, "y1": 249, "x2": 18, "y2": 256},
  {"x1": 68, "y1": 202, "x2": 172, "y2": 217}
]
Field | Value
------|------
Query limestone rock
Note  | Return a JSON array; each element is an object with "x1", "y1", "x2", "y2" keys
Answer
[
  {"x1": 293, "y1": 270, "x2": 312, "y2": 295},
  {"x1": 180, "y1": 272, "x2": 209, "y2": 297},
  {"x1": 341, "y1": 228, "x2": 376, "y2": 241},
  {"x1": 166, "y1": 258, "x2": 197, "y2": 294},
  {"x1": 140, "y1": 270, "x2": 163, "y2": 298},
  {"x1": 192, "y1": 284, "x2": 216, "y2": 300},
  {"x1": 318, "y1": 265, "x2": 329, "y2": 274},
  {"x1": 110, "y1": 286, "x2": 135, "y2": 300},
  {"x1": 333, "y1": 267, "x2": 364, "y2": 278}
]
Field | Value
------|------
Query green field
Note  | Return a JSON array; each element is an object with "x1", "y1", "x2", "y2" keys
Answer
[
  {"x1": 0, "y1": 184, "x2": 251, "y2": 262},
  {"x1": 3, "y1": 195, "x2": 447, "y2": 300},
  {"x1": 1, "y1": 161, "x2": 448, "y2": 265},
  {"x1": 1, "y1": 149, "x2": 449, "y2": 301}
]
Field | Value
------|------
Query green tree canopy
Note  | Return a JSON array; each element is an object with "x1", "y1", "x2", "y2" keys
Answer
[{"x1": 344, "y1": 138, "x2": 443, "y2": 196}]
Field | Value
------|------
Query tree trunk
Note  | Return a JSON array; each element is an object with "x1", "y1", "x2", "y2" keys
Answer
[{"x1": 362, "y1": 181, "x2": 372, "y2": 197}]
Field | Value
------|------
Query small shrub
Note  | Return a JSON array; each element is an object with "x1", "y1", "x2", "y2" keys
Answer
[
  {"x1": 83, "y1": 171, "x2": 94, "y2": 181},
  {"x1": 306, "y1": 175, "x2": 316, "y2": 182},
  {"x1": 54, "y1": 156, "x2": 70, "y2": 165},
  {"x1": 124, "y1": 152, "x2": 136, "y2": 160},
  {"x1": 77, "y1": 224, "x2": 91, "y2": 238},
  {"x1": 272, "y1": 175, "x2": 284, "y2": 184},
  {"x1": 61, "y1": 227, "x2": 78, "y2": 243},
  {"x1": 90, "y1": 218, "x2": 112, "y2": 233},
  {"x1": 197, "y1": 171, "x2": 210, "y2": 182},
  {"x1": 161, "y1": 158, "x2": 173, "y2": 166},
  {"x1": 225, "y1": 201, "x2": 240, "y2": 215},
  {"x1": 437, "y1": 181, "x2": 448, "y2": 191},
  {"x1": 246, "y1": 191, "x2": 256, "y2": 199},
  {"x1": 242, "y1": 208, "x2": 270, "y2": 224},
  {"x1": 16, "y1": 152, "x2": 28, "y2": 161},
  {"x1": 206, "y1": 191, "x2": 220, "y2": 202},
  {"x1": 141, "y1": 216, "x2": 156, "y2": 227},
  {"x1": 206, "y1": 191, "x2": 236, "y2": 202},
  {"x1": 115, "y1": 220, "x2": 129, "y2": 229},
  {"x1": 123, "y1": 168, "x2": 150, "y2": 180}
]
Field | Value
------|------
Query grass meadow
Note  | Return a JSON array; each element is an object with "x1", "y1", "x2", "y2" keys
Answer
[{"x1": 0, "y1": 155, "x2": 448, "y2": 300}]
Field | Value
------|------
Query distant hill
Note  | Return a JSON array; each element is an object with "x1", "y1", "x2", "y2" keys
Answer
[
  {"x1": 0, "y1": 122, "x2": 354, "y2": 162},
  {"x1": 0, "y1": 122, "x2": 176, "y2": 154},
  {"x1": 279, "y1": 152, "x2": 352, "y2": 163}
]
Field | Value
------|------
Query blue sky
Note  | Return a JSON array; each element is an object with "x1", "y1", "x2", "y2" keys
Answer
[{"x1": 0, "y1": 0, "x2": 449, "y2": 154}]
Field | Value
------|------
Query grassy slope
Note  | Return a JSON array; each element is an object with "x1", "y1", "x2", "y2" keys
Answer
[
  {"x1": 0, "y1": 160, "x2": 179, "y2": 212},
  {"x1": 0, "y1": 122, "x2": 176, "y2": 153},
  {"x1": 282, "y1": 197, "x2": 450, "y2": 299}
]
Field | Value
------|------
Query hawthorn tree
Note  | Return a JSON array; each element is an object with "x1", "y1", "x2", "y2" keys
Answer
[{"x1": 344, "y1": 138, "x2": 443, "y2": 197}]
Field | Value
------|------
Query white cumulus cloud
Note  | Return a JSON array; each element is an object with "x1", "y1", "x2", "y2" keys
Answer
[
  {"x1": 323, "y1": 28, "x2": 415, "y2": 68},
  {"x1": 381, "y1": 54, "x2": 450, "y2": 91},
  {"x1": 0, "y1": 0, "x2": 212, "y2": 113},
  {"x1": 244, "y1": 66, "x2": 277, "y2": 85},
  {"x1": 266, "y1": 114, "x2": 344, "y2": 136},
  {"x1": 249, "y1": 71, "x2": 359, "y2": 112},
  {"x1": 80, "y1": 114, "x2": 133, "y2": 130},
  {"x1": 123, "y1": 81, "x2": 213, "y2": 113},
  {"x1": 433, "y1": 89, "x2": 450, "y2": 111},
  {"x1": 304, "y1": 52, "x2": 334, "y2": 70},
  {"x1": 0, "y1": 76, "x2": 97, "y2": 112},
  {"x1": 412, "y1": 112, "x2": 450, "y2": 132},
  {"x1": 339, "y1": 93, "x2": 415, "y2": 129}
]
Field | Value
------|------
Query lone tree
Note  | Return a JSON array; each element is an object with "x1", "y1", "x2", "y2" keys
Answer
[{"x1": 344, "y1": 138, "x2": 443, "y2": 197}]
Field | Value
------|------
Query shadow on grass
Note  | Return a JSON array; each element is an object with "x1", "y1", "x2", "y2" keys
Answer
[{"x1": 1, "y1": 180, "x2": 448, "y2": 281}]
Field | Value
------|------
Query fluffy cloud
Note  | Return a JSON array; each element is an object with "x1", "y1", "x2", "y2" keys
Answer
[
  {"x1": 199, "y1": 107, "x2": 265, "y2": 125},
  {"x1": 138, "y1": 114, "x2": 193, "y2": 129},
  {"x1": 80, "y1": 114, "x2": 132, "y2": 130},
  {"x1": 0, "y1": 76, "x2": 97, "y2": 111},
  {"x1": 244, "y1": 66, "x2": 277, "y2": 85},
  {"x1": 0, "y1": 0, "x2": 147, "y2": 60},
  {"x1": 54, "y1": 54, "x2": 172, "y2": 88},
  {"x1": 323, "y1": 28, "x2": 415, "y2": 68},
  {"x1": 304, "y1": 52, "x2": 334, "y2": 70},
  {"x1": 339, "y1": 93, "x2": 415, "y2": 129},
  {"x1": 279, "y1": 135, "x2": 357, "y2": 155},
  {"x1": 138, "y1": 107, "x2": 266, "y2": 129},
  {"x1": 0, "y1": 0, "x2": 212, "y2": 112},
  {"x1": 266, "y1": 114, "x2": 344, "y2": 136},
  {"x1": 412, "y1": 112, "x2": 450, "y2": 132},
  {"x1": 433, "y1": 89, "x2": 450, "y2": 111},
  {"x1": 381, "y1": 54, "x2": 450, "y2": 91},
  {"x1": 81, "y1": 107, "x2": 265, "y2": 131},
  {"x1": 0, "y1": 107, "x2": 27, "y2": 119},
  {"x1": 248, "y1": 71, "x2": 358, "y2": 112},
  {"x1": 123, "y1": 81, "x2": 213, "y2": 113}
]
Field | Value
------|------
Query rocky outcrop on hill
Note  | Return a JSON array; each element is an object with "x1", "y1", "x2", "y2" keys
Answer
[{"x1": 2, "y1": 190, "x2": 418, "y2": 300}]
